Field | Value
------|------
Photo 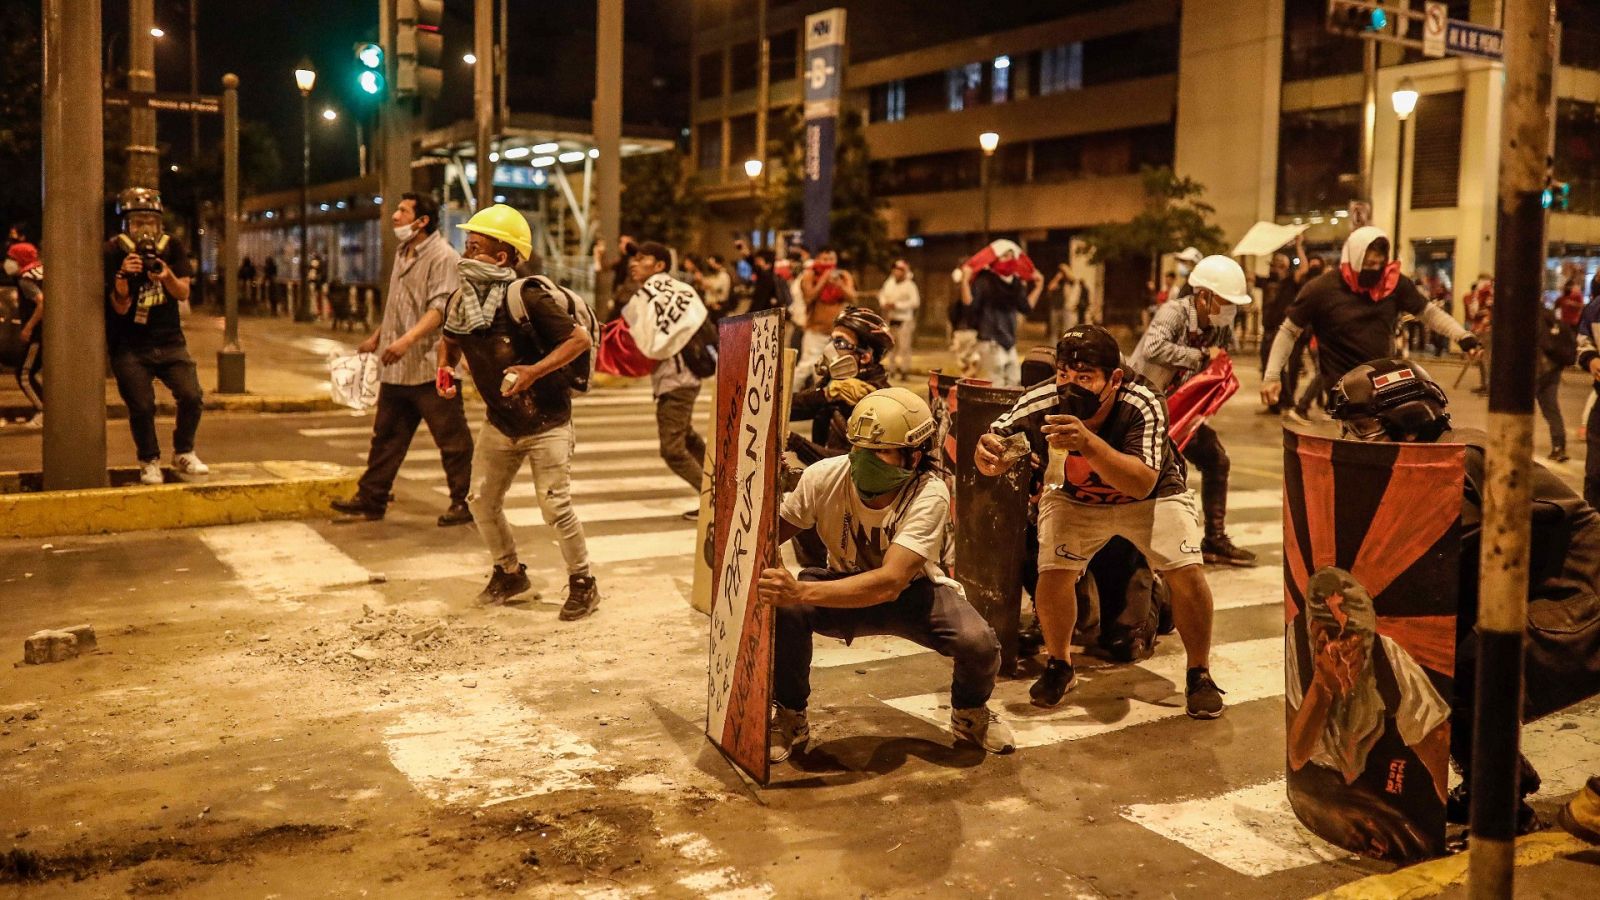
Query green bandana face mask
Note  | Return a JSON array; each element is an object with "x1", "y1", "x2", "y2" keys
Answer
[{"x1": 849, "y1": 447, "x2": 913, "y2": 499}]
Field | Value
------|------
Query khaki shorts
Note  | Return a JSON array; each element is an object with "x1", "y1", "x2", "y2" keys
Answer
[{"x1": 1036, "y1": 489, "x2": 1204, "y2": 574}]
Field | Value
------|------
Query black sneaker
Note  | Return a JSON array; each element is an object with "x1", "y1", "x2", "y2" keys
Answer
[
  {"x1": 1202, "y1": 534, "x2": 1258, "y2": 567},
  {"x1": 560, "y1": 573, "x2": 600, "y2": 621},
  {"x1": 1549, "y1": 448, "x2": 1571, "y2": 463},
  {"x1": 437, "y1": 501, "x2": 473, "y2": 527},
  {"x1": 1185, "y1": 667, "x2": 1226, "y2": 719},
  {"x1": 477, "y1": 564, "x2": 532, "y2": 605},
  {"x1": 331, "y1": 494, "x2": 385, "y2": 520},
  {"x1": 1029, "y1": 658, "x2": 1077, "y2": 708}
]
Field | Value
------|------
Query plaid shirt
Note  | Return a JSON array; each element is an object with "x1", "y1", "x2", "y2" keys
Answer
[{"x1": 379, "y1": 231, "x2": 459, "y2": 385}]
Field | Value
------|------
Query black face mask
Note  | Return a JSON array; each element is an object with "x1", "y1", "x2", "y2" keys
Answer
[
  {"x1": 1057, "y1": 383, "x2": 1105, "y2": 419},
  {"x1": 1357, "y1": 267, "x2": 1383, "y2": 289}
]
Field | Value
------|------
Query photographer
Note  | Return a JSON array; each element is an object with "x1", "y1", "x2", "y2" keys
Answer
[{"x1": 104, "y1": 188, "x2": 207, "y2": 485}]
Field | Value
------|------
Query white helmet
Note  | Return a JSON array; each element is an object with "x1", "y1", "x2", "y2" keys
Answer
[
  {"x1": 1187, "y1": 255, "x2": 1253, "y2": 306},
  {"x1": 1176, "y1": 246, "x2": 1205, "y2": 266}
]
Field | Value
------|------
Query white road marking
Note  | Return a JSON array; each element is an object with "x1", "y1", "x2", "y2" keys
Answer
[
  {"x1": 1119, "y1": 696, "x2": 1600, "y2": 877},
  {"x1": 813, "y1": 635, "x2": 932, "y2": 668},
  {"x1": 435, "y1": 473, "x2": 695, "y2": 500},
  {"x1": 1224, "y1": 519, "x2": 1283, "y2": 551},
  {"x1": 575, "y1": 392, "x2": 712, "y2": 408},
  {"x1": 353, "y1": 437, "x2": 666, "y2": 463},
  {"x1": 880, "y1": 636, "x2": 1282, "y2": 749},
  {"x1": 585, "y1": 528, "x2": 697, "y2": 564},
  {"x1": 505, "y1": 497, "x2": 697, "y2": 528},
  {"x1": 1225, "y1": 488, "x2": 1285, "y2": 512},
  {"x1": 197, "y1": 521, "x2": 376, "y2": 603},
  {"x1": 398, "y1": 455, "x2": 671, "y2": 481},
  {"x1": 1207, "y1": 565, "x2": 1285, "y2": 611}
]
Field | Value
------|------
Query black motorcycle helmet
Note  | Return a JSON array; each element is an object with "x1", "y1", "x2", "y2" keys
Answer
[
  {"x1": 833, "y1": 306, "x2": 895, "y2": 363},
  {"x1": 1328, "y1": 358, "x2": 1452, "y2": 442}
]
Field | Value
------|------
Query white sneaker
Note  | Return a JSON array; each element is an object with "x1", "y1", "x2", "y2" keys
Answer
[
  {"x1": 139, "y1": 461, "x2": 164, "y2": 485},
  {"x1": 172, "y1": 452, "x2": 210, "y2": 476}
]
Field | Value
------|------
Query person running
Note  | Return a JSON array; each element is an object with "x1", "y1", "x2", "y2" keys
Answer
[
  {"x1": 7, "y1": 241, "x2": 45, "y2": 426},
  {"x1": 626, "y1": 241, "x2": 710, "y2": 512},
  {"x1": 332, "y1": 192, "x2": 475, "y2": 525},
  {"x1": 759, "y1": 387, "x2": 1014, "y2": 760},
  {"x1": 877, "y1": 260, "x2": 920, "y2": 380},
  {"x1": 1128, "y1": 255, "x2": 1257, "y2": 567},
  {"x1": 960, "y1": 239, "x2": 1043, "y2": 387},
  {"x1": 1261, "y1": 226, "x2": 1478, "y2": 412},
  {"x1": 977, "y1": 325, "x2": 1226, "y2": 719},
  {"x1": 103, "y1": 188, "x2": 208, "y2": 485},
  {"x1": 437, "y1": 204, "x2": 600, "y2": 619}
]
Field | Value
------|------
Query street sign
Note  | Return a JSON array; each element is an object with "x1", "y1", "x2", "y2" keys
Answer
[
  {"x1": 104, "y1": 89, "x2": 221, "y2": 115},
  {"x1": 1445, "y1": 19, "x2": 1504, "y2": 61},
  {"x1": 1422, "y1": 2, "x2": 1447, "y2": 58}
]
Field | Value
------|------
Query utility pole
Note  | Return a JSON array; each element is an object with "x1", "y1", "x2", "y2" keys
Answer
[
  {"x1": 754, "y1": 0, "x2": 769, "y2": 244},
  {"x1": 1470, "y1": 1, "x2": 1555, "y2": 896},
  {"x1": 593, "y1": 0, "x2": 623, "y2": 304},
  {"x1": 127, "y1": 0, "x2": 160, "y2": 189},
  {"x1": 188, "y1": 0, "x2": 200, "y2": 160},
  {"x1": 1360, "y1": 40, "x2": 1377, "y2": 201},
  {"x1": 378, "y1": 0, "x2": 413, "y2": 306},
  {"x1": 473, "y1": 0, "x2": 494, "y2": 211},
  {"x1": 42, "y1": 0, "x2": 109, "y2": 489},
  {"x1": 218, "y1": 74, "x2": 245, "y2": 393}
]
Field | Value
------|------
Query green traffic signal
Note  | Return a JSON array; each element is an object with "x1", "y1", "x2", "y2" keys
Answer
[
  {"x1": 356, "y1": 42, "x2": 383, "y2": 69},
  {"x1": 358, "y1": 70, "x2": 384, "y2": 95}
]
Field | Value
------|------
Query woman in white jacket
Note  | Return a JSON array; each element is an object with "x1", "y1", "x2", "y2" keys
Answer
[{"x1": 877, "y1": 259, "x2": 920, "y2": 379}]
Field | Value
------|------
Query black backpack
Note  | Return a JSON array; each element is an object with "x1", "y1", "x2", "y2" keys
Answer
[
  {"x1": 677, "y1": 317, "x2": 719, "y2": 378},
  {"x1": 1542, "y1": 308, "x2": 1579, "y2": 369},
  {"x1": 506, "y1": 276, "x2": 600, "y2": 393}
]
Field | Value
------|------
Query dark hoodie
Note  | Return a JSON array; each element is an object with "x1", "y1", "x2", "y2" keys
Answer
[{"x1": 1286, "y1": 226, "x2": 1428, "y2": 388}]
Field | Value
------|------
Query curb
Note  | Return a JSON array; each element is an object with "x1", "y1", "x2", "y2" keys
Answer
[
  {"x1": 1, "y1": 394, "x2": 340, "y2": 422},
  {"x1": 0, "y1": 460, "x2": 358, "y2": 538}
]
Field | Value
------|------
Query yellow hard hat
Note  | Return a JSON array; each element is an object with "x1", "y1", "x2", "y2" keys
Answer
[{"x1": 457, "y1": 204, "x2": 532, "y2": 262}]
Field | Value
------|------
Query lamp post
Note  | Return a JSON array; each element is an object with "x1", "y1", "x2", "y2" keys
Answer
[
  {"x1": 743, "y1": 158, "x2": 764, "y2": 246},
  {"x1": 294, "y1": 60, "x2": 316, "y2": 322},
  {"x1": 1390, "y1": 78, "x2": 1419, "y2": 270},
  {"x1": 979, "y1": 131, "x2": 999, "y2": 243}
]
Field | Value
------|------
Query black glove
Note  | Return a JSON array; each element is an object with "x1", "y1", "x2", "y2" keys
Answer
[{"x1": 1458, "y1": 333, "x2": 1481, "y2": 354}]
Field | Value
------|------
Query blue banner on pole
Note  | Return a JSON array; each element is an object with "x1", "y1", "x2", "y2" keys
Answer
[{"x1": 801, "y1": 9, "x2": 846, "y2": 252}]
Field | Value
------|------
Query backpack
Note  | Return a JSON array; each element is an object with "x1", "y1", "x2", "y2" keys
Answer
[
  {"x1": 506, "y1": 275, "x2": 599, "y2": 393},
  {"x1": 677, "y1": 316, "x2": 720, "y2": 378},
  {"x1": 1545, "y1": 315, "x2": 1579, "y2": 369}
]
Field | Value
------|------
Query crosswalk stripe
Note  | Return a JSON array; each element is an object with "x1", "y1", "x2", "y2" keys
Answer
[
  {"x1": 575, "y1": 392, "x2": 712, "y2": 408},
  {"x1": 1224, "y1": 488, "x2": 1283, "y2": 512},
  {"x1": 813, "y1": 635, "x2": 932, "y2": 669},
  {"x1": 433, "y1": 473, "x2": 695, "y2": 499},
  {"x1": 504, "y1": 496, "x2": 695, "y2": 528},
  {"x1": 1121, "y1": 697, "x2": 1600, "y2": 877},
  {"x1": 396, "y1": 455, "x2": 673, "y2": 481},
  {"x1": 198, "y1": 521, "x2": 378, "y2": 603},
  {"x1": 879, "y1": 636, "x2": 1283, "y2": 749},
  {"x1": 1208, "y1": 565, "x2": 1285, "y2": 611},
  {"x1": 374, "y1": 525, "x2": 699, "y2": 583},
  {"x1": 355, "y1": 438, "x2": 667, "y2": 464}
]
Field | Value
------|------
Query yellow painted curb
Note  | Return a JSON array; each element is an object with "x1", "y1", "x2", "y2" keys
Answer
[
  {"x1": 0, "y1": 461, "x2": 357, "y2": 538},
  {"x1": 1311, "y1": 832, "x2": 1591, "y2": 900}
]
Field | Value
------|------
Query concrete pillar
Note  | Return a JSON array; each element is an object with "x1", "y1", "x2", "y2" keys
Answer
[
  {"x1": 127, "y1": 0, "x2": 160, "y2": 189},
  {"x1": 473, "y1": 0, "x2": 494, "y2": 212}
]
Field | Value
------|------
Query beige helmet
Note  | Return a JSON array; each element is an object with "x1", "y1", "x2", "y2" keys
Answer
[{"x1": 846, "y1": 387, "x2": 936, "y2": 449}]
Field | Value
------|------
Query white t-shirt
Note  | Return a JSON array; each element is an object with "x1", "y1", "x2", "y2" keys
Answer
[{"x1": 779, "y1": 455, "x2": 949, "y2": 581}]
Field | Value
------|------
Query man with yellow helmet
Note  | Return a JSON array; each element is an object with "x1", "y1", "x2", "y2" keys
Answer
[{"x1": 757, "y1": 387, "x2": 1014, "y2": 761}]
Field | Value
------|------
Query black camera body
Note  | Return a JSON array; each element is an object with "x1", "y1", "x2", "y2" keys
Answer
[{"x1": 135, "y1": 236, "x2": 165, "y2": 277}]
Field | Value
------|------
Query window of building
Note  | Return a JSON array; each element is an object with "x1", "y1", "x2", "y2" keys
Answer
[
  {"x1": 730, "y1": 40, "x2": 760, "y2": 93},
  {"x1": 697, "y1": 51, "x2": 723, "y2": 100},
  {"x1": 903, "y1": 71, "x2": 948, "y2": 118},
  {"x1": 1554, "y1": 100, "x2": 1600, "y2": 215},
  {"x1": 1560, "y1": 0, "x2": 1600, "y2": 72},
  {"x1": 992, "y1": 56, "x2": 1011, "y2": 104},
  {"x1": 1409, "y1": 91, "x2": 1463, "y2": 209},
  {"x1": 728, "y1": 114, "x2": 758, "y2": 166},
  {"x1": 872, "y1": 149, "x2": 981, "y2": 196},
  {"x1": 1035, "y1": 43, "x2": 1083, "y2": 96},
  {"x1": 871, "y1": 80, "x2": 907, "y2": 123},
  {"x1": 1081, "y1": 24, "x2": 1179, "y2": 87},
  {"x1": 946, "y1": 62, "x2": 984, "y2": 112},
  {"x1": 768, "y1": 29, "x2": 799, "y2": 82},
  {"x1": 1282, "y1": 0, "x2": 1362, "y2": 81},
  {"x1": 696, "y1": 121, "x2": 723, "y2": 171},
  {"x1": 1276, "y1": 105, "x2": 1362, "y2": 216}
]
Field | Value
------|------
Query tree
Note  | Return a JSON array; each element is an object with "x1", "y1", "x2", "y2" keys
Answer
[
  {"x1": 0, "y1": 5, "x2": 42, "y2": 232},
  {"x1": 760, "y1": 108, "x2": 889, "y2": 271},
  {"x1": 619, "y1": 147, "x2": 703, "y2": 250},
  {"x1": 1079, "y1": 166, "x2": 1226, "y2": 269}
]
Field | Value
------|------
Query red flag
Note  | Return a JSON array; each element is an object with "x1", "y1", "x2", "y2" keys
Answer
[{"x1": 1166, "y1": 351, "x2": 1239, "y2": 451}]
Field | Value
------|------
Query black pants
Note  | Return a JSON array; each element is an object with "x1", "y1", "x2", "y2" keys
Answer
[
  {"x1": 356, "y1": 382, "x2": 475, "y2": 507},
  {"x1": 111, "y1": 342, "x2": 203, "y2": 462},
  {"x1": 15, "y1": 340, "x2": 42, "y2": 413},
  {"x1": 1587, "y1": 385, "x2": 1600, "y2": 512},
  {"x1": 1535, "y1": 369, "x2": 1566, "y2": 454},
  {"x1": 774, "y1": 568, "x2": 1001, "y2": 712},
  {"x1": 1181, "y1": 422, "x2": 1230, "y2": 539},
  {"x1": 655, "y1": 385, "x2": 706, "y2": 489}
]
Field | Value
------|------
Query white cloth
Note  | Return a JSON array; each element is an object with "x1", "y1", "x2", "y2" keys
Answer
[
  {"x1": 621, "y1": 273, "x2": 707, "y2": 360},
  {"x1": 329, "y1": 352, "x2": 380, "y2": 411},
  {"x1": 779, "y1": 454, "x2": 949, "y2": 580},
  {"x1": 974, "y1": 340, "x2": 1020, "y2": 387},
  {"x1": 878, "y1": 276, "x2": 921, "y2": 322}
]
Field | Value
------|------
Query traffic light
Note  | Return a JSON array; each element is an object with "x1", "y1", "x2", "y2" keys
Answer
[
  {"x1": 1327, "y1": 0, "x2": 1392, "y2": 37},
  {"x1": 396, "y1": 0, "x2": 444, "y2": 100},
  {"x1": 354, "y1": 42, "x2": 385, "y2": 97},
  {"x1": 1542, "y1": 180, "x2": 1571, "y2": 211}
]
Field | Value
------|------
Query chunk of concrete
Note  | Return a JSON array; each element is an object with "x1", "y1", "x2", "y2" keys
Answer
[
  {"x1": 23, "y1": 630, "x2": 79, "y2": 665},
  {"x1": 62, "y1": 624, "x2": 96, "y2": 653}
]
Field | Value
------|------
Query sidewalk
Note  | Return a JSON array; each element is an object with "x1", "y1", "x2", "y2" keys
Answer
[{"x1": 0, "y1": 312, "x2": 363, "y2": 421}]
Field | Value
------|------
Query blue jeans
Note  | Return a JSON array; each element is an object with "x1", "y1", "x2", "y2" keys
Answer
[
  {"x1": 773, "y1": 568, "x2": 1000, "y2": 711},
  {"x1": 110, "y1": 342, "x2": 203, "y2": 462}
]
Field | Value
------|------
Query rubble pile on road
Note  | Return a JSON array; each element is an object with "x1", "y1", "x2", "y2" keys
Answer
[{"x1": 253, "y1": 604, "x2": 505, "y2": 676}]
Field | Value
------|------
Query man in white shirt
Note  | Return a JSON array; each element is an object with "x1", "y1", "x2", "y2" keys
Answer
[
  {"x1": 757, "y1": 388, "x2": 1014, "y2": 761},
  {"x1": 877, "y1": 259, "x2": 920, "y2": 380}
]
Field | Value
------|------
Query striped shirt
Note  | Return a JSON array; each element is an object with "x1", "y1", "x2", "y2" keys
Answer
[
  {"x1": 988, "y1": 369, "x2": 1187, "y2": 504},
  {"x1": 379, "y1": 231, "x2": 460, "y2": 385}
]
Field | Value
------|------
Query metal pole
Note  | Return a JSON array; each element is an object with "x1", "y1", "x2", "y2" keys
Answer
[
  {"x1": 218, "y1": 74, "x2": 245, "y2": 393},
  {"x1": 42, "y1": 0, "x2": 109, "y2": 489},
  {"x1": 1360, "y1": 40, "x2": 1377, "y2": 202},
  {"x1": 377, "y1": 0, "x2": 404, "y2": 300},
  {"x1": 498, "y1": 0, "x2": 509, "y2": 128},
  {"x1": 981, "y1": 151, "x2": 993, "y2": 243},
  {"x1": 188, "y1": 0, "x2": 200, "y2": 160},
  {"x1": 298, "y1": 89, "x2": 313, "y2": 321},
  {"x1": 127, "y1": 0, "x2": 159, "y2": 189},
  {"x1": 594, "y1": 0, "x2": 623, "y2": 305},
  {"x1": 356, "y1": 118, "x2": 367, "y2": 176},
  {"x1": 1469, "y1": 1, "x2": 1555, "y2": 896},
  {"x1": 1394, "y1": 116, "x2": 1407, "y2": 264},
  {"x1": 474, "y1": 0, "x2": 494, "y2": 212},
  {"x1": 755, "y1": 0, "x2": 769, "y2": 243}
]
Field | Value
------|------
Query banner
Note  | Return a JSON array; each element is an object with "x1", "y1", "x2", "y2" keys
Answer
[
  {"x1": 706, "y1": 308, "x2": 786, "y2": 786},
  {"x1": 621, "y1": 273, "x2": 707, "y2": 361},
  {"x1": 1282, "y1": 431, "x2": 1462, "y2": 862},
  {"x1": 801, "y1": 9, "x2": 846, "y2": 251},
  {"x1": 952, "y1": 381, "x2": 1030, "y2": 676}
]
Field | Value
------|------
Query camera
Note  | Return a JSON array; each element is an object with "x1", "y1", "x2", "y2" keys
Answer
[{"x1": 135, "y1": 237, "x2": 165, "y2": 277}]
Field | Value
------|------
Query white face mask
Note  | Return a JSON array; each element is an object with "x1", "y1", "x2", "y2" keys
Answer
[{"x1": 393, "y1": 222, "x2": 420, "y2": 243}]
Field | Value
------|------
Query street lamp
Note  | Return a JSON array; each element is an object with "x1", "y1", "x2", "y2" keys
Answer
[
  {"x1": 149, "y1": 26, "x2": 165, "y2": 38},
  {"x1": 978, "y1": 132, "x2": 999, "y2": 243},
  {"x1": 321, "y1": 107, "x2": 338, "y2": 121},
  {"x1": 294, "y1": 60, "x2": 316, "y2": 322},
  {"x1": 463, "y1": 52, "x2": 478, "y2": 65},
  {"x1": 743, "y1": 158, "x2": 764, "y2": 246},
  {"x1": 1391, "y1": 78, "x2": 1418, "y2": 272}
]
